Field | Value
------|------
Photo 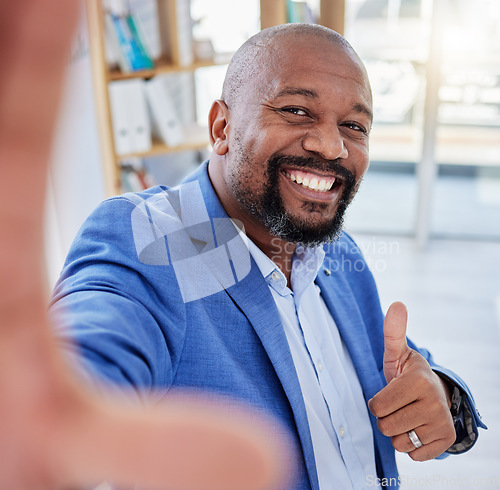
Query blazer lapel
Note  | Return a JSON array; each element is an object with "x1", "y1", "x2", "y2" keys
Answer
[
  {"x1": 225, "y1": 264, "x2": 320, "y2": 490},
  {"x1": 316, "y1": 271, "x2": 384, "y2": 399},
  {"x1": 316, "y1": 270, "x2": 396, "y2": 478}
]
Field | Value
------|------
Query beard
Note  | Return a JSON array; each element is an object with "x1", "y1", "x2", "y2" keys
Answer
[{"x1": 230, "y1": 153, "x2": 357, "y2": 247}]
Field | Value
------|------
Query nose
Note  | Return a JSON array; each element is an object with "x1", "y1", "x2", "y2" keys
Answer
[{"x1": 302, "y1": 125, "x2": 348, "y2": 161}]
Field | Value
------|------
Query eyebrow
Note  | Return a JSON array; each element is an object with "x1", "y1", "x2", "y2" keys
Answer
[
  {"x1": 273, "y1": 87, "x2": 373, "y2": 123},
  {"x1": 353, "y1": 103, "x2": 373, "y2": 123},
  {"x1": 274, "y1": 87, "x2": 319, "y2": 99}
]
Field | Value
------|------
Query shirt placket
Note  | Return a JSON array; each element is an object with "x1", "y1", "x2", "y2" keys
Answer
[{"x1": 296, "y1": 292, "x2": 369, "y2": 489}]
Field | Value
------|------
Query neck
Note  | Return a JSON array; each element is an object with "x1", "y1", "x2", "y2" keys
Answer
[{"x1": 208, "y1": 160, "x2": 295, "y2": 283}]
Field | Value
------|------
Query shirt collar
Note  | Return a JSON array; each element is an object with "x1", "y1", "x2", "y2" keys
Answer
[
  {"x1": 290, "y1": 245, "x2": 325, "y2": 302},
  {"x1": 247, "y1": 239, "x2": 325, "y2": 300}
]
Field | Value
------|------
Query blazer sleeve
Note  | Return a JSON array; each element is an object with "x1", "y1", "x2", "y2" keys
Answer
[
  {"x1": 50, "y1": 193, "x2": 186, "y2": 395},
  {"x1": 407, "y1": 340, "x2": 487, "y2": 455}
]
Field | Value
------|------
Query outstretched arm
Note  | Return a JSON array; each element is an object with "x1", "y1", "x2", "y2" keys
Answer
[{"x1": 0, "y1": 1, "x2": 293, "y2": 488}]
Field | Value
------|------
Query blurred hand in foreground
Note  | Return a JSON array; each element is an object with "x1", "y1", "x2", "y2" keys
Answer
[{"x1": 0, "y1": 1, "x2": 294, "y2": 488}]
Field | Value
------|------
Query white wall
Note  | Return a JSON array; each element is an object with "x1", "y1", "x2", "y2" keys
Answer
[{"x1": 45, "y1": 7, "x2": 106, "y2": 288}]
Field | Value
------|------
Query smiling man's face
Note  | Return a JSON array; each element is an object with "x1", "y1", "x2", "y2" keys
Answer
[{"x1": 209, "y1": 30, "x2": 373, "y2": 247}]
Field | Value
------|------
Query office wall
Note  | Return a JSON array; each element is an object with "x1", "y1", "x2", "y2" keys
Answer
[{"x1": 45, "y1": 7, "x2": 105, "y2": 288}]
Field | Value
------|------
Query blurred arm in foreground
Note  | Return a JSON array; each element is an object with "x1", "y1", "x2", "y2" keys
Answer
[{"x1": 0, "y1": 1, "x2": 294, "y2": 488}]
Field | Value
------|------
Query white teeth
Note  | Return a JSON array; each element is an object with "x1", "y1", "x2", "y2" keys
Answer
[{"x1": 284, "y1": 171, "x2": 336, "y2": 192}]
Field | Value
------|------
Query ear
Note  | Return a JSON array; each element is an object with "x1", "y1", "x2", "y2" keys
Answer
[{"x1": 208, "y1": 99, "x2": 230, "y2": 155}]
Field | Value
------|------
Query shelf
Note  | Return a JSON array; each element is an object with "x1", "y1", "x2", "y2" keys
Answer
[
  {"x1": 117, "y1": 125, "x2": 210, "y2": 159},
  {"x1": 108, "y1": 54, "x2": 233, "y2": 81}
]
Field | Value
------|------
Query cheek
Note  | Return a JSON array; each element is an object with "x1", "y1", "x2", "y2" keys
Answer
[
  {"x1": 226, "y1": 148, "x2": 267, "y2": 198},
  {"x1": 351, "y1": 144, "x2": 370, "y2": 180}
]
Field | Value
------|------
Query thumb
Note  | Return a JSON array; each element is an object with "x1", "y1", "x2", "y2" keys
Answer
[{"x1": 383, "y1": 301, "x2": 410, "y2": 382}]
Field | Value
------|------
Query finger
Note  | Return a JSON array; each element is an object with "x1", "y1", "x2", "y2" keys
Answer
[
  {"x1": 0, "y1": 0, "x2": 80, "y2": 151},
  {"x1": 56, "y1": 389, "x2": 296, "y2": 490},
  {"x1": 0, "y1": 0, "x2": 81, "y2": 319},
  {"x1": 390, "y1": 418, "x2": 455, "y2": 459},
  {"x1": 392, "y1": 432, "x2": 455, "y2": 462},
  {"x1": 0, "y1": 2, "x2": 31, "y2": 94},
  {"x1": 391, "y1": 426, "x2": 428, "y2": 454},
  {"x1": 0, "y1": 0, "x2": 81, "y2": 220},
  {"x1": 376, "y1": 401, "x2": 427, "y2": 437},
  {"x1": 383, "y1": 301, "x2": 410, "y2": 382},
  {"x1": 368, "y1": 351, "x2": 421, "y2": 417},
  {"x1": 408, "y1": 439, "x2": 455, "y2": 462}
]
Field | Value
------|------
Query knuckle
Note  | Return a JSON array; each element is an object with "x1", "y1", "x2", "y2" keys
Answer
[
  {"x1": 392, "y1": 437, "x2": 408, "y2": 453},
  {"x1": 410, "y1": 449, "x2": 432, "y2": 462},
  {"x1": 429, "y1": 398, "x2": 444, "y2": 416},
  {"x1": 420, "y1": 374, "x2": 435, "y2": 392},
  {"x1": 368, "y1": 397, "x2": 384, "y2": 417},
  {"x1": 446, "y1": 431, "x2": 456, "y2": 448},
  {"x1": 377, "y1": 417, "x2": 391, "y2": 436},
  {"x1": 409, "y1": 451, "x2": 421, "y2": 461},
  {"x1": 412, "y1": 376, "x2": 427, "y2": 393}
]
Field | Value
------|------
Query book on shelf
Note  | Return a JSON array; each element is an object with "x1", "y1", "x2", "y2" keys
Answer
[
  {"x1": 127, "y1": 0, "x2": 161, "y2": 60},
  {"x1": 175, "y1": 0, "x2": 195, "y2": 66},
  {"x1": 145, "y1": 76, "x2": 185, "y2": 147},
  {"x1": 126, "y1": 14, "x2": 154, "y2": 68},
  {"x1": 287, "y1": 0, "x2": 315, "y2": 24},
  {"x1": 109, "y1": 79, "x2": 152, "y2": 155},
  {"x1": 103, "y1": 0, "x2": 154, "y2": 72}
]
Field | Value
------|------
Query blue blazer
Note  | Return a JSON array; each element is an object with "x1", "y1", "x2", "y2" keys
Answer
[{"x1": 52, "y1": 161, "x2": 485, "y2": 489}]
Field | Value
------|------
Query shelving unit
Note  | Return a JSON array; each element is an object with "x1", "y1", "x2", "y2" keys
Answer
[
  {"x1": 87, "y1": 0, "x2": 346, "y2": 196},
  {"x1": 86, "y1": 0, "x2": 228, "y2": 196}
]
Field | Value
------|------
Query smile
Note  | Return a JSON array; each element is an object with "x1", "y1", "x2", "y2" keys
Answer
[{"x1": 282, "y1": 168, "x2": 336, "y2": 193}]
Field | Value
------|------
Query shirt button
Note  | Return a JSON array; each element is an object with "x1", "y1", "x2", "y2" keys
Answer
[
  {"x1": 339, "y1": 426, "x2": 346, "y2": 438},
  {"x1": 271, "y1": 270, "x2": 281, "y2": 282},
  {"x1": 316, "y1": 360, "x2": 323, "y2": 372}
]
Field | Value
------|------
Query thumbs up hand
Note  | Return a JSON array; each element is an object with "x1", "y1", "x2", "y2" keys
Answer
[{"x1": 368, "y1": 302, "x2": 456, "y2": 461}]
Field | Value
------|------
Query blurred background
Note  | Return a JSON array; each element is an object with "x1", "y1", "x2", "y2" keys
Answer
[{"x1": 46, "y1": 0, "x2": 499, "y2": 488}]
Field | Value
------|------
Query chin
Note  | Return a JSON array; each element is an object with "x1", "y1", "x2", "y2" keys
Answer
[{"x1": 265, "y1": 212, "x2": 345, "y2": 247}]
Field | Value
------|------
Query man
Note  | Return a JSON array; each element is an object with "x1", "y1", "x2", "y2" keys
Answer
[{"x1": 51, "y1": 23, "x2": 485, "y2": 489}]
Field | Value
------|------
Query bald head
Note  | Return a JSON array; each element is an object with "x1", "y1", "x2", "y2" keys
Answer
[{"x1": 221, "y1": 23, "x2": 363, "y2": 111}]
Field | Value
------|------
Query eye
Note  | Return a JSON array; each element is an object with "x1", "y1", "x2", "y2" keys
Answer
[
  {"x1": 342, "y1": 121, "x2": 369, "y2": 135},
  {"x1": 281, "y1": 106, "x2": 309, "y2": 117}
]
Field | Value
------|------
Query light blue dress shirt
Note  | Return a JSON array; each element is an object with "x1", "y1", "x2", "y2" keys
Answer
[{"x1": 248, "y1": 241, "x2": 378, "y2": 489}]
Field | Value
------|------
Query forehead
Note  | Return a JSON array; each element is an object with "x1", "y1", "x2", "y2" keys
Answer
[{"x1": 255, "y1": 35, "x2": 372, "y2": 107}]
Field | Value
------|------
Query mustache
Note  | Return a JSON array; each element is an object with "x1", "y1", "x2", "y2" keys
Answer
[{"x1": 267, "y1": 154, "x2": 356, "y2": 188}]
